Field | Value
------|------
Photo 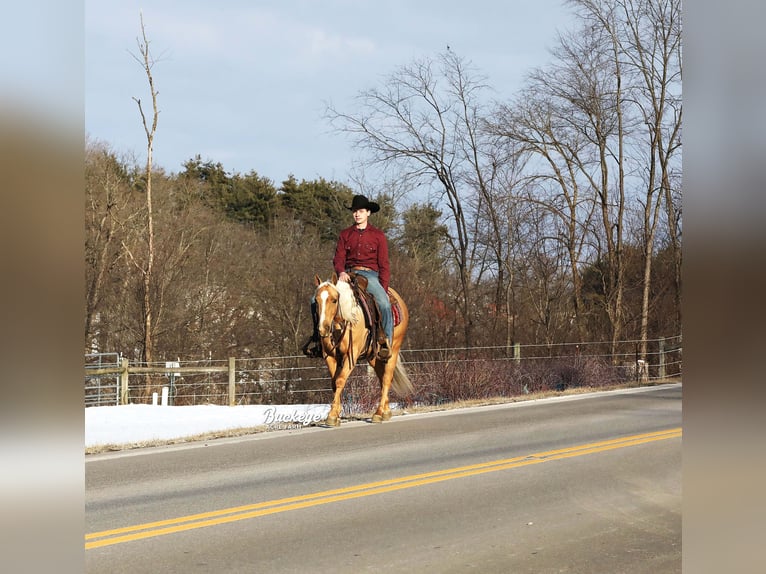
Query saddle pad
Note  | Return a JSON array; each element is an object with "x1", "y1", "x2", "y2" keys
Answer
[{"x1": 391, "y1": 299, "x2": 402, "y2": 327}]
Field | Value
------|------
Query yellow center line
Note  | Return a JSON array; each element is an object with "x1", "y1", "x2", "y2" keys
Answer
[{"x1": 86, "y1": 427, "x2": 681, "y2": 549}]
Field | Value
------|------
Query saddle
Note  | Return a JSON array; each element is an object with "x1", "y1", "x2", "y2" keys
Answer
[{"x1": 349, "y1": 273, "x2": 401, "y2": 359}]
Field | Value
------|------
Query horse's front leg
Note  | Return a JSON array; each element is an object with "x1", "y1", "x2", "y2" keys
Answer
[
  {"x1": 371, "y1": 356, "x2": 397, "y2": 423},
  {"x1": 325, "y1": 357, "x2": 353, "y2": 427}
]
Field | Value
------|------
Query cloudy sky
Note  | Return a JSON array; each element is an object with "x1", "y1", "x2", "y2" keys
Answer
[{"x1": 85, "y1": 1, "x2": 575, "y2": 185}]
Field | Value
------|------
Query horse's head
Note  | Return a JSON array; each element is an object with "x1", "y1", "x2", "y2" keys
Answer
[{"x1": 313, "y1": 274, "x2": 360, "y2": 338}]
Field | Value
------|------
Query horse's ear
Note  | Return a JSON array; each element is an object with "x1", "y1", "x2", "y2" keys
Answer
[
  {"x1": 331, "y1": 272, "x2": 338, "y2": 284},
  {"x1": 313, "y1": 274, "x2": 321, "y2": 287}
]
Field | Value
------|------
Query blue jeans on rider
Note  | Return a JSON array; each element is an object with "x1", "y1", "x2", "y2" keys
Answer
[{"x1": 352, "y1": 269, "x2": 393, "y2": 343}]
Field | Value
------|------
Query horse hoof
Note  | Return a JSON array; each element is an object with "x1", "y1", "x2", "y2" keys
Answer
[
  {"x1": 371, "y1": 411, "x2": 391, "y2": 423},
  {"x1": 324, "y1": 416, "x2": 341, "y2": 427}
]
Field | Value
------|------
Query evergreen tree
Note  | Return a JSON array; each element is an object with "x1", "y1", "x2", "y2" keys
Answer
[{"x1": 278, "y1": 176, "x2": 355, "y2": 241}]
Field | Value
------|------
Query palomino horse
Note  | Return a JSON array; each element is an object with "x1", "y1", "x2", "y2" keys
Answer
[{"x1": 312, "y1": 273, "x2": 413, "y2": 426}]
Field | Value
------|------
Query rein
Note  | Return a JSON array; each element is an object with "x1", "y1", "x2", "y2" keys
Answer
[
  {"x1": 319, "y1": 315, "x2": 356, "y2": 370},
  {"x1": 316, "y1": 284, "x2": 362, "y2": 370}
]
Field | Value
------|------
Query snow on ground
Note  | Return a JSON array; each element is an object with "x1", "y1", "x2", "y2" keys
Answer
[
  {"x1": 85, "y1": 404, "x2": 331, "y2": 449},
  {"x1": 85, "y1": 385, "x2": 679, "y2": 450}
]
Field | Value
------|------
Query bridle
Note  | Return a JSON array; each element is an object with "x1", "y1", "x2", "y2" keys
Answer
[
  {"x1": 316, "y1": 285, "x2": 343, "y2": 349},
  {"x1": 318, "y1": 313, "x2": 347, "y2": 353},
  {"x1": 315, "y1": 283, "x2": 358, "y2": 368}
]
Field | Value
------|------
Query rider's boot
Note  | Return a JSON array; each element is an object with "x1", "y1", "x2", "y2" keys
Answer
[{"x1": 376, "y1": 330, "x2": 391, "y2": 361}]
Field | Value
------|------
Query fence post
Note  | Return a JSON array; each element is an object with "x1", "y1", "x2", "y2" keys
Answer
[
  {"x1": 513, "y1": 342, "x2": 520, "y2": 363},
  {"x1": 228, "y1": 357, "x2": 236, "y2": 406},
  {"x1": 658, "y1": 337, "x2": 666, "y2": 380},
  {"x1": 120, "y1": 357, "x2": 129, "y2": 405}
]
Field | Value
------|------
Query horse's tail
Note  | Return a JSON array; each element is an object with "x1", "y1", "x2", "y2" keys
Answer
[{"x1": 392, "y1": 356, "x2": 414, "y2": 398}]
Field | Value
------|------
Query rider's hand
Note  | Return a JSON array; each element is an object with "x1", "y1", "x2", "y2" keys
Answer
[{"x1": 339, "y1": 271, "x2": 351, "y2": 282}]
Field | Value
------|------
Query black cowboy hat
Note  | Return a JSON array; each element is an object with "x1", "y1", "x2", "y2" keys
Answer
[{"x1": 348, "y1": 194, "x2": 380, "y2": 213}]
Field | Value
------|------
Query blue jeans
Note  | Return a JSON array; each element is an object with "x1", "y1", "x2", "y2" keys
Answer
[{"x1": 353, "y1": 270, "x2": 393, "y2": 342}]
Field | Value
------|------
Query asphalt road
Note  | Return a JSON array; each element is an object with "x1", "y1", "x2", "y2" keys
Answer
[{"x1": 85, "y1": 384, "x2": 682, "y2": 573}]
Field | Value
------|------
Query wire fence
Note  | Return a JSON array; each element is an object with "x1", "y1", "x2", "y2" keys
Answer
[{"x1": 84, "y1": 335, "x2": 681, "y2": 408}]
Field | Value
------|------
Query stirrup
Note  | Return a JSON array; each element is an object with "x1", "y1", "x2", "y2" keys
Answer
[{"x1": 302, "y1": 337, "x2": 322, "y2": 359}]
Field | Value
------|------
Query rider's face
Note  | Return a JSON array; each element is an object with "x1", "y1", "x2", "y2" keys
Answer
[{"x1": 352, "y1": 208, "x2": 370, "y2": 226}]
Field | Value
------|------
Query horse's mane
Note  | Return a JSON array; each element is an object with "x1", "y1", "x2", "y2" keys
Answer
[
  {"x1": 334, "y1": 280, "x2": 360, "y2": 324},
  {"x1": 316, "y1": 280, "x2": 360, "y2": 324}
]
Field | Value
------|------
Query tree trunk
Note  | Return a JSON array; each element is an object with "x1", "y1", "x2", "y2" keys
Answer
[{"x1": 133, "y1": 12, "x2": 160, "y2": 400}]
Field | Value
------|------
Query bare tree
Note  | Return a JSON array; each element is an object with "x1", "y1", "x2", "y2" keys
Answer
[
  {"x1": 491, "y1": 102, "x2": 588, "y2": 342},
  {"x1": 130, "y1": 13, "x2": 160, "y2": 398},
  {"x1": 85, "y1": 140, "x2": 129, "y2": 350},
  {"x1": 493, "y1": 9, "x2": 642, "y2": 357},
  {"x1": 570, "y1": 0, "x2": 682, "y2": 359},
  {"x1": 472, "y1": 133, "x2": 534, "y2": 347},
  {"x1": 620, "y1": 0, "x2": 682, "y2": 355},
  {"x1": 545, "y1": 16, "x2": 631, "y2": 355},
  {"x1": 326, "y1": 50, "x2": 491, "y2": 345}
]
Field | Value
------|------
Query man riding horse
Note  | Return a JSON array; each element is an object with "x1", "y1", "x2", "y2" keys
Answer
[{"x1": 304, "y1": 194, "x2": 393, "y2": 362}]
